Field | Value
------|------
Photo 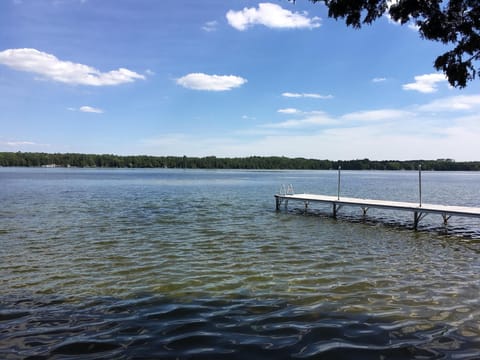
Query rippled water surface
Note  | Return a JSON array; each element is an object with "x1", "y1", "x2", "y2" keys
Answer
[{"x1": 1, "y1": 168, "x2": 480, "y2": 359}]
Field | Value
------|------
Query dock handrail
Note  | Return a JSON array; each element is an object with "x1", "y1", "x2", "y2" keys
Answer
[{"x1": 279, "y1": 184, "x2": 295, "y2": 196}]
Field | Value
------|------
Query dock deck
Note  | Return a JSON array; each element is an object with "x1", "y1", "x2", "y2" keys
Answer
[{"x1": 275, "y1": 193, "x2": 480, "y2": 229}]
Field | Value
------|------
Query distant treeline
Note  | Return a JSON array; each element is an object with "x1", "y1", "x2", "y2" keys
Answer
[{"x1": 1, "y1": 152, "x2": 479, "y2": 171}]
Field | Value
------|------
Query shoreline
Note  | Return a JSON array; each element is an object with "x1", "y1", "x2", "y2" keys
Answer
[{"x1": 1, "y1": 152, "x2": 479, "y2": 171}]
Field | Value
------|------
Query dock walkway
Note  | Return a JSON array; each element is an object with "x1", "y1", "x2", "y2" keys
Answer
[{"x1": 275, "y1": 193, "x2": 480, "y2": 229}]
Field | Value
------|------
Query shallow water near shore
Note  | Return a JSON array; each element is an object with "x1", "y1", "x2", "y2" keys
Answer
[{"x1": 1, "y1": 168, "x2": 480, "y2": 359}]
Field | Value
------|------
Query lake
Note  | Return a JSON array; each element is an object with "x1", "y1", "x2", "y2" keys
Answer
[{"x1": 1, "y1": 168, "x2": 479, "y2": 359}]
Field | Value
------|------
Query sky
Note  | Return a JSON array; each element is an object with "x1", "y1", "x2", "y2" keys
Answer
[{"x1": 1, "y1": 0, "x2": 480, "y2": 161}]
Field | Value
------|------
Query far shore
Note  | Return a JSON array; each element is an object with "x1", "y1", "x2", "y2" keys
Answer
[{"x1": 1, "y1": 152, "x2": 479, "y2": 171}]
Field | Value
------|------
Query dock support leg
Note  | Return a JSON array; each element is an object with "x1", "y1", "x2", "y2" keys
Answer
[
  {"x1": 361, "y1": 207, "x2": 369, "y2": 217},
  {"x1": 442, "y1": 213, "x2": 451, "y2": 227},
  {"x1": 304, "y1": 201, "x2": 309, "y2": 214},
  {"x1": 332, "y1": 203, "x2": 342, "y2": 219},
  {"x1": 413, "y1": 211, "x2": 426, "y2": 230},
  {"x1": 275, "y1": 196, "x2": 287, "y2": 211}
]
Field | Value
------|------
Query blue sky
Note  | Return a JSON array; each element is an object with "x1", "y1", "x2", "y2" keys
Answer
[{"x1": 1, "y1": 0, "x2": 479, "y2": 160}]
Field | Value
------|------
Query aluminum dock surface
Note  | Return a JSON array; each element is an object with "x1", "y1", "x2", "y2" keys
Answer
[{"x1": 275, "y1": 193, "x2": 480, "y2": 229}]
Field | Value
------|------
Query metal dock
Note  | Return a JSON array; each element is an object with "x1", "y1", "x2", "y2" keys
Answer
[
  {"x1": 275, "y1": 166, "x2": 480, "y2": 230},
  {"x1": 275, "y1": 192, "x2": 480, "y2": 230}
]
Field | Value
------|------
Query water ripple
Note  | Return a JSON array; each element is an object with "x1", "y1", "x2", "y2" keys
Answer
[
  {"x1": 2, "y1": 169, "x2": 480, "y2": 358},
  {"x1": 1, "y1": 295, "x2": 479, "y2": 359}
]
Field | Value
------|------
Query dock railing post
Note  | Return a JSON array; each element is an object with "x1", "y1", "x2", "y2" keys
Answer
[
  {"x1": 418, "y1": 164, "x2": 422, "y2": 207},
  {"x1": 337, "y1": 166, "x2": 341, "y2": 200}
]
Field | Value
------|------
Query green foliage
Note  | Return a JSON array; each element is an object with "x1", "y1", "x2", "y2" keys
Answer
[
  {"x1": 306, "y1": 0, "x2": 479, "y2": 88},
  {"x1": 1, "y1": 152, "x2": 479, "y2": 171}
]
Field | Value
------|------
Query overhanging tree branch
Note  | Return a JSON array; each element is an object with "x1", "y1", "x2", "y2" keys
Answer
[{"x1": 296, "y1": 0, "x2": 480, "y2": 88}]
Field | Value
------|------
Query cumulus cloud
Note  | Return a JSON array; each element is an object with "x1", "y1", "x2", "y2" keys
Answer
[
  {"x1": 226, "y1": 3, "x2": 321, "y2": 31},
  {"x1": 0, "y1": 48, "x2": 145, "y2": 86},
  {"x1": 282, "y1": 92, "x2": 333, "y2": 99},
  {"x1": 372, "y1": 77, "x2": 387, "y2": 83},
  {"x1": 402, "y1": 73, "x2": 447, "y2": 93},
  {"x1": 80, "y1": 106, "x2": 104, "y2": 113},
  {"x1": 176, "y1": 73, "x2": 247, "y2": 91}
]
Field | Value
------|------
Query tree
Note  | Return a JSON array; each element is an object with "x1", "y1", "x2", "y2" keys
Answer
[{"x1": 302, "y1": 0, "x2": 479, "y2": 88}]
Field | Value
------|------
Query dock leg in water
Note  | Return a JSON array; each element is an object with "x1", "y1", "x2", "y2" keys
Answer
[
  {"x1": 332, "y1": 203, "x2": 342, "y2": 219},
  {"x1": 361, "y1": 206, "x2": 369, "y2": 219},
  {"x1": 275, "y1": 196, "x2": 286, "y2": 211},
  {"x1": 442, "y1": 213, "x2": 451, "y2": 226},
  {"x1": 413, "y1": 211, "x2": 427, "y2": 230}
]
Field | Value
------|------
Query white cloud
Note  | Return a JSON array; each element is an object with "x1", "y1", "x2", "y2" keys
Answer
[
  {"x1": 138, "y1": 94, "x2": 480, "y2": 161},
  {"x1": 303, "y1": 93, "x2": 333, "y2": 99},
  {"x1": 264, "y1": 109, "x2": 411, "y2": 130},
  {"x1": 408, "y1": 23, "x2": 420, "y2": 31},
  {"x1": 278, "y1": 108, "x2": 300, "y2": 114},
  {"x1": 202, "y1": 20, "x2": 218, "y2": 32},
  {"x1": 226, "y1": 3, "x2": 321, "y2": 31},
  {"x1": 384, "y1": 1, "x2": 420, "y2": 32},
  {"x1": 140, "y1": 113, "x2": 480, "y2": 161},
  {"x1": 176, "y1": 73, "x2": 247, "y2": 91},
  {"x1": 79, "y1": 106, "x2": 104, "y2": 114},
  {"x1": 0, "y1": 139, "x2": 52, "y2": 151},
  {"x1": 68, "y1": 106, "x2": 104, "y2": 113},
  {"x1": 282, "y1": 92, "x2": 302, "y2": 98},
  {"x1": 263, "y1": 111, "x2": 336, "y2": 129},
  {"x1": 282, "y1": 92, "x2": 333, "y2": 99},
  {"x1": 341, "y1": 109, "x2": 414, "y2": 122},
  {"x1": 4, "y1": 141, "x2": 35, "y2": 146},
  {"x1": 372, "y1": 77, "x2": 387, "y2": 83},
  {"x1": 0, "y1": 48, "x2": 145, "y2": 86},
  {"x1": 402, "y1": 73, "x2": 447, "y2": 93},
  {"x1": 418, "y1": 95, "x2": 480, "y2": 112}
]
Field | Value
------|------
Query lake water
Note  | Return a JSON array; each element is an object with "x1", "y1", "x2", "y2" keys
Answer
[{"x1": 1, "y1": 168, "x2": 480, "y2": 359}]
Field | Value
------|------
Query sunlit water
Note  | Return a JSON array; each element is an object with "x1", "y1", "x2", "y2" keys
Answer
[{"x1": 1, "y1": 168, "x2": 480, "y2": 359}]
